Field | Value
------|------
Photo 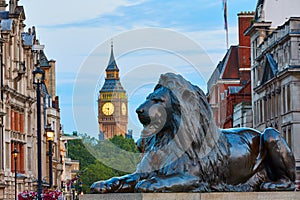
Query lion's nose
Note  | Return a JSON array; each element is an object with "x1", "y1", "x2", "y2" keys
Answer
[{"x1": 136, "y1": 107, "x2": 144, "y2": 114}]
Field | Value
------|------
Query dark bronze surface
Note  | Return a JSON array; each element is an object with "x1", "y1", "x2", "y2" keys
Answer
[{"x1": 91, "y1": 73, "x2": 295, "y2": 193}]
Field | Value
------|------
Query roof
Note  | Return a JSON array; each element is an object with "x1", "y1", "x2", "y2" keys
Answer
[
  {"x1": 0, "y1": 11, "x2": 9, "y2": 19},
  {"x1": 41, "y1": 83, "x2": 49, "y2": 96},
  {"x1": 261, "y1": 53, "x2": 278, "y2": 84},
  {"x1": 228, "y1": 86, "x2": 243, "y2": 94},
  {"x1": 0, "y1": 19, "x2": 12, "y2": 31},
  {"x1": 60, "y1": 134, "x2": 80, "y2": 141},
  {"x1": 221, "y1": 46, "x2": 239, "y2": 79},
  {"x1": 100, "y1": 79, "x2": 126, "y2": 92},
  {"x1": 15, "y1": 6, "x2": 24, "y2": 16},
  {"x1": 254, "y1": 0, "x2": 264, "y2": 21},
  {"x1": 21, "y1": 32, "x2": 34, "y2": 46},
  {"x1": 106, "y1": 44, "x2": 119, "y2": 72},
  {"x1": 39, "y1": 50, "x2": 51, "y2": 67},
  {"x1": 207, "y1": 46, "x2": 239, "y2": 91}
]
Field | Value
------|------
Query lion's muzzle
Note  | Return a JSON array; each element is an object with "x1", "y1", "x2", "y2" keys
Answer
[{"x1": 136, "y1": 104, "x2": 151, "y2": 125}]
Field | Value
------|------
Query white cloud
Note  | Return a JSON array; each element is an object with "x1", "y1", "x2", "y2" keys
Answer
[{"x1": 22, "y1": 0, "x2": 147, "y2": 26}]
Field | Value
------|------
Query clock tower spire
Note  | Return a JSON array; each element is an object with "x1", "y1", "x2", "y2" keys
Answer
[{"x1": 98, "y1": 43, "x2": 128, "y2": 140}]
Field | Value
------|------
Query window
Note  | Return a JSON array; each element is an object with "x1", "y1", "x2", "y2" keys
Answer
[
  {"x1": 259, "y1": 100, "x2": 263, "y2": 124},
  {"x1": 282, "y1": 86, "x2": 286, "y2": 114},
  {"x1": 20, "y1": 113, "x2": 24, "y2": 133},
  {"x1": 287, "y1": 126, "x2": 292, "y2": 149},
  {"x1": 220, "y1": 93, "x2": 224, "y2": 100},
  {"x1": 298, "y1": 42, "x2": 300, "y2": 60},
  {"x1": 11, "y1": 143, "x2": 25, "y2": 173},
  {"x1": 10, "y1": 109, "x2": 24, "y2": 133},
  {"x1": 268, "y1": 97, "x2": 270, "y2": 121},
  {"x1": 275, "y1": 93, "x2": 278, "y2": 117},
  {"x1": 27, "y1": 147, "x2": 32, "y2": 171},
  {"x1": 5, "y1": 108, "x2": 9, "y2": 128},
  {"x1": 15, "y1": 111, "x2": 19, "y2": 131},
  {"x1": 271, "y1": 93, "x2": 274, "y2": 118},
  {"x1": 264, "y1": 98, "x2": 267, "y2": 122},
  {"x1": 27, "y1": 114, "x2": 31, "y2": 134},
  {"x1": 281, "y1": 126, "x2": 285, "y2": 139},
  {"x1": 112, "y1": 126, "x2": 115, "y2": 135},
  {"x1": 10, "y1": 110, "x2": 14, "y2": 131},
  {"x1": 254, "y1": 102, "x2": 257, "y2": 126},
  {"x1": 287, "y1": 85, "x2": 291, "y2": 112},
  {"x1": 5, "y1": 143, "x2": 9, "y2": 168},
  {"x1": 11, "y1": 143, "x2": 16, "y2": 172}
]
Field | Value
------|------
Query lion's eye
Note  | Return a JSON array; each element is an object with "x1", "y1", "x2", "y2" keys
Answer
[{"x1": 152, "y1": 98, "x2": 164, "y2": 103}]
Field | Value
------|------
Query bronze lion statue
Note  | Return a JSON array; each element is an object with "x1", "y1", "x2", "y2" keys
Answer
[{"x1": 91, "y1": 73, "x2": 295, "y2": 193}]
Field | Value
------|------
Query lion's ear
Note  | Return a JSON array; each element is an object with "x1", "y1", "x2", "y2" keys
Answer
[{"x1": 154, "y1": 84, "x2": 162, "y2": 91}]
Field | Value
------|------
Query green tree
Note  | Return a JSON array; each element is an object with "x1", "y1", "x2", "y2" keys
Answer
[
  {"x1": 67, "y1": 133, "x2": 139, "y2": 193},
  {"x1": 67, "y1": 136, "x2": 95, "y2": 169},
  {"x1": 79, "y1": 160, "x2": 116, "y2": 193},
  {"x1": 109, "y1": 135, "x2": 138, "y2": 153}
]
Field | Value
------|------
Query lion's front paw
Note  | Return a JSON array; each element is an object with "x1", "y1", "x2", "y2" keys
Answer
[
  {"x1": 90, "y1": 181, "x2": 109, "y2": 193},
  {"x1": 135, "y1": 179, "x2": 159, "y2": 192},
  {"x1": 260, "y1": 180, "x2": 295, "y2": 191},
  {"x1": 90, "y1": 178, "x2": 121, "y2": 193}
]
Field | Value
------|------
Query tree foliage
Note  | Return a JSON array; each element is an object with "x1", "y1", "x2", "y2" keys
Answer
[
  {"x1": 67, "y1": 133, "x2": 95, "y2": 169},
  {"x1": 67, "y1": 133, "x2": 139, "y2": 193}
]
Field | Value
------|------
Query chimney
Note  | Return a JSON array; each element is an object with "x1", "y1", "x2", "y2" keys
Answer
[
  {"x1": 0, "y1": 0, "x2": 7, "y2": 11},
  {"x1": 237, "y1": 11, "x2": 254, "y2": 82},
  {"x1": 9, "y1": 0, "x2": 17, "y2": 14},
  {"x1": 238, "y1": 11, "x2": 254, "y2": 48}
]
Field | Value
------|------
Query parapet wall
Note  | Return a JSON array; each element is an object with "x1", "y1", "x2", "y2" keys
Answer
[{"x1": 79, "y1": 192, "x2": 300, "y2": 200}]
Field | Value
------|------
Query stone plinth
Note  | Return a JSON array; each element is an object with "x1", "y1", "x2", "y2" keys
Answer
[{"x1": 79, "y1": 192, "x2": 300, "y2": 200}]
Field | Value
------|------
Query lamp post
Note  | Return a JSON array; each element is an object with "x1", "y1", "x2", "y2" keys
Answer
[
  {"x1": 79, "y1": 181, "x2": 83, "y2": 196},
  {"x1": 12, "y1": 148, "x2": 19, "y2": 200},
  {"x1": 33, "y1": 66, "x2": 45, "y2": 200},
  {"x1": 46, "y1": 127, "x2": 54, "y2": 188}
]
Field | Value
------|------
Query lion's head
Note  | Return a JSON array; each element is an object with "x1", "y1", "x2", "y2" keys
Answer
[{"x1": 136, "y1": 73, "x2": 220, "y2": 163}]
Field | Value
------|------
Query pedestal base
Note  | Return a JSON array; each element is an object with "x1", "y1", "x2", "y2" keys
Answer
[{"x1": 79, "y1": 192, "x2": 300, "y2": 200}]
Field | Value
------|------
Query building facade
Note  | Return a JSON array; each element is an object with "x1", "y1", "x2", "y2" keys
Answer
[
  {"x1": 98, "y1": 44, "x2": 128, "y2": 140},
  {"x1": 245, "y1": 0, "x2": 300, "y2": 184},
  {"x1": 0, "y1": 1, "x2": 62, "y2": 199},
  {"x1": 60, "y1": 134, "x2": 80, "y2": 199},
  {"x1": 207, "y1": 12, "x2": 254, "y2": 128}
]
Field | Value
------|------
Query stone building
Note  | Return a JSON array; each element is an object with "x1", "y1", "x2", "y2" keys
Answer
[
  {"x1": 0, "y1": 1, "x2": 62, "y2": 199},
  {"x1": 207, "y1": 12, "x2": 254, "y2": 128},
  {"x1": 60, "y1": 134, "x2": 80, "y2": 199},
  {"x1": 245, "y1": 0, "x2": 300, "y2": 183}
]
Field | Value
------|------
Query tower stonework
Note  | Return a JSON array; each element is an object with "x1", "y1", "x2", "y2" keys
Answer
[
  {"x1": 0, "y1": 0, "x2": 7, "y2": 11},
  {"x1": 98, "y1": 44, "x2": 128, "y2": 140}
]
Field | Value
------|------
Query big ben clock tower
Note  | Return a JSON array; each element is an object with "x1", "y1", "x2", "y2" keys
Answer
[{"x1": 98, "y1": 43, "x2": 128, "y2": 139}]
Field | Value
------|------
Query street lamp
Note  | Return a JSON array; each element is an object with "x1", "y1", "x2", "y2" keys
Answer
[
  {"x1": 12, "y1": 148, "x2": 19, "y2": 200},
  {"x1": 33, "y1": 66, "x2": 45, "y2": 200},
  {"x1": 79, "y1": 181, "x2": 83, "y2": 195},
  {"x1": 46, "y1": 126, "x2": 54, "y2": 188}
]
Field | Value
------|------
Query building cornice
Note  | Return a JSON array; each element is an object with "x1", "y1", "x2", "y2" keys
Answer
[
  {"x1": 216, "y1": 79, "x2": 240, "y2": 84},
  {"x1": 2, "y1": 85, "x2": 35, "y2": 104},
  {"x1": 239, "y1": 68, "x2": 251, "y2": 71},
  {"x1": 256, "y1": 32, "x2": 298, "y2": 61},
  {"x1": 244, "y1": 21, "x2": 272, "y2": 36}
]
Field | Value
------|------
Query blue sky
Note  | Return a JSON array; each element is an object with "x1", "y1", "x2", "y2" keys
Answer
[{"x1": 21, "y1": 0, "x2": 257, "y2": 139}]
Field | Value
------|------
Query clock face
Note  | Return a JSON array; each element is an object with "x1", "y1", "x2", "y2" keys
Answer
[
  {"x1": 102, "y1": 102, "x2": 114, "y2": 115},
  {"x1": 121, "y1": 103, "x2": 126, "y2": 115}
]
